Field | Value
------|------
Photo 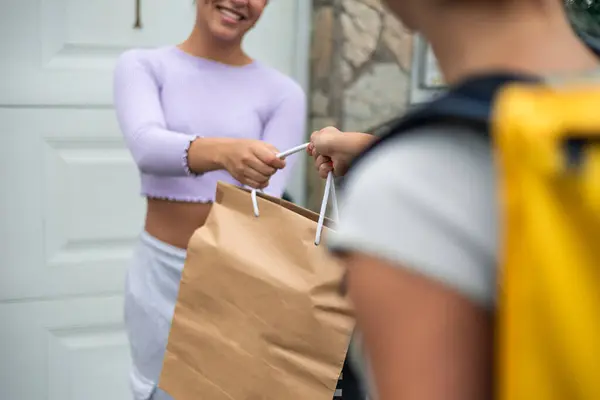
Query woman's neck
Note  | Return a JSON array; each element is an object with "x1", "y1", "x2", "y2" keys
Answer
[
  {"x1": 178, "y1": 25, "x2": 253, "y2": 66},
  {"x1": 421, "y1": 4, "x2": 599, "y2": 85}
]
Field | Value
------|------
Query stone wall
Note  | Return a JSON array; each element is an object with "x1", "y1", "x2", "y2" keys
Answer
[{"x1": 307, "y1": 0, "x2": 413, "y2": 210}]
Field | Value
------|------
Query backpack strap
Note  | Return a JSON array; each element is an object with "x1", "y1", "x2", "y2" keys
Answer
[
  {"x1": 347, "y1": 73, "x2": 540, "y2": 175},
  {"x1": 577, "y1": 29, "x2": 600, "y2": 58}
]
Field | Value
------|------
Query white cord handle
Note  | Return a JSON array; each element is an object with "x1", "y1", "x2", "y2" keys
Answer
[
  {"x1": 314, "y1": 171, "x2": 334, "y2": 246},
  {"x1": 250, "y1": 142, "x2": 337, "y2": 246},
  {"x1": 276, "y1": 143, "x2": 311, "y2": 159},
  {"x1": 329, "y1": 175, "x2": 339, "y2": 222},
  {"x1": 251, "y1": 143, "x2": 309, "y2": 217}
]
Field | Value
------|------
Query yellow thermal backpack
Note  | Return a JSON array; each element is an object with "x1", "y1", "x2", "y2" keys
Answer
[{"x1": 494, "y1": 83, "x2": 600, "y2": 400}]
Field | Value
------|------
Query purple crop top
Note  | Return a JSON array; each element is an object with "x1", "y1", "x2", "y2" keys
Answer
[{"x1": 113, "y1": 46, "x2": 307, "y2": 202}]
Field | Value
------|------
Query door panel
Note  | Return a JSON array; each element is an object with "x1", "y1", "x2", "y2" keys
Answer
[
  {"x1": 0, "y1": 296, "x2": 128, "y2": 399},
  {"x1": 0, "y1": 0, "x2": 195, "y2": 105},
  {"x1": 0, "y1": 108, "x2": 144, "y2": 302}
]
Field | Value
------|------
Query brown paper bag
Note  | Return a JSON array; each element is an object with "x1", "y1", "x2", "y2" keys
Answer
[{"x1": 159, "y1": 181, "x2": 355, "y2": 400}]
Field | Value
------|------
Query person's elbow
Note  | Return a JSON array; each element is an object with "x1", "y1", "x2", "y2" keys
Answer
[
  {"x1": 132, "y1": 148, "x2": 186, "y2": 176},
  {"x1": 126, "y1": 129, "x2": 185, "y2": 177},
  {"x1": 132, "y1": 149, "x2": 162, "y2": 175}
]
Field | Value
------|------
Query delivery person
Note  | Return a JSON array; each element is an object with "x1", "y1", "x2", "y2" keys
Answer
[{"x1": 308, "y1": 1, "x2": 600, "y2": 399}]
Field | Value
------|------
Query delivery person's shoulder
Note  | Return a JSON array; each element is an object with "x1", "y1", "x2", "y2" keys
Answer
[{"x1": 329, "y1": 125, "x2": 498, "y2": 308}]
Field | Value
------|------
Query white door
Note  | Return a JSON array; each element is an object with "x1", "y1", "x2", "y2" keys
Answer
[{"x1": 0, "y1": 1, "x2": 310, "y2": 399}]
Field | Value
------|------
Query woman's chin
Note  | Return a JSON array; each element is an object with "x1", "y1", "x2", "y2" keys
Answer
[{"x1": 209, "y1": 25, "x2": 244, "y2": 43}]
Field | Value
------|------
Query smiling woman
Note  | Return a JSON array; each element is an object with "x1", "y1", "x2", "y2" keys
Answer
[
  {"x1": 194, "y1": 0, "x2": 268, "y2": 44},
  {"x1": 113, "y1": 0, "x2": 306, "y2": 399}
]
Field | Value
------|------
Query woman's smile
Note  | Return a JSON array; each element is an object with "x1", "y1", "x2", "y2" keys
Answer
[{"x1": 215, "y1": 4, "x2": 247, "y2": 25}]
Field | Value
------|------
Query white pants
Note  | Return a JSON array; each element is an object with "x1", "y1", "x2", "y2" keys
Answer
[{"x1": 124, "y1": 231, "x2": 186, "y2": 400}]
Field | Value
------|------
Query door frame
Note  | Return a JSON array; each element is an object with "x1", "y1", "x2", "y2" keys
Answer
[{"x1": 285, "y1": 0, "x2": 312, "y2": 207}]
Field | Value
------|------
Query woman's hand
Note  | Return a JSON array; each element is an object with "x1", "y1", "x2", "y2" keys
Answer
[
  {"x1": 308, "y1": 126, "x2": 376, "y2": 179},
  {"x1": 219, "y1": 139, "x2": 286, "y2": 189}
]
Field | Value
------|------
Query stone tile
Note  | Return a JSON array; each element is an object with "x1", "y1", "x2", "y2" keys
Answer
[
  {"x1": 340, "y1": 59, "x2": 353, "y2": 84},
  {"x1": 343, "y1": 62, "x2": 409, "y2": 132},
  {"x1": 310, "y1": 117, "x2": 338, "y2": 134},
  {"x1": 381, "y1": 12, "x2": 413, "y2": 72},
  {"x1": 361, "y1": 0, "x2": 385, "y2": 12},
  {"x1": 307, "y1": 0, "x2": 413, "y2": 210},
  {"x1": 311, "y1": 90, "x2": 330, "y2": 117},
  {"x1": 341, "y1": 0, "x2": 382, "y2": 68}
]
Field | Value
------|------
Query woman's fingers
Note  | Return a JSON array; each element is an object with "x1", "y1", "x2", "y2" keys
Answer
[
  {"x1": 243, "y1": 167, "x2": 270, "y2": 185},
  {"x1": 247, "y1": 156, "x2": 277, "y2": 177},
  {"x1": 253, "y1": 144, "x2": 286, "y2": 169},
  {"x1": 243, "y1": 177, "x2": 268, "y2": 190},
  {"x1": 241, "y1": 153, "x2": 285, "y2": 188}
]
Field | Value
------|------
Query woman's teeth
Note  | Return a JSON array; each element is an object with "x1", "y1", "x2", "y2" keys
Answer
[{"x1": 220, "y1": 9, "x2": 242, "y2": 21}]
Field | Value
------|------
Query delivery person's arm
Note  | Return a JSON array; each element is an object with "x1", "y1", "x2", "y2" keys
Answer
[
  {"x1": 307, "y1": 127, "x2": 376, "y2": 179},
  {"x1": 328, "y1": 127, "x2": 496, "y2": 400}
]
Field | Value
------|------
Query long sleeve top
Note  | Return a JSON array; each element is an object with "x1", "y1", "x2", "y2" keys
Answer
[{"x1": 113, "y1": 46, "x2": 307, "y2": 201}]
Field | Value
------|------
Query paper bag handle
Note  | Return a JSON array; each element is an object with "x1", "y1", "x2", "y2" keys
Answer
[
  {"x1": 314, "y1": 170, "x2": 336, "y2": 245},
  {"x1": 250, "y1": 142, "x2": 338, "y2": 246}
]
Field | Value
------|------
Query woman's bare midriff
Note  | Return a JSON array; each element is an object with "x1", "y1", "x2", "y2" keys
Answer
[{"x1": 144, "y1": 198, "x2": 213, "y2": 250}]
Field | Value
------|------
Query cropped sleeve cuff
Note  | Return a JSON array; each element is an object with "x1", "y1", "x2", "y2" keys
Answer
[{"x1": 183, "y1": 136, "x2": 201, "y2": 176}]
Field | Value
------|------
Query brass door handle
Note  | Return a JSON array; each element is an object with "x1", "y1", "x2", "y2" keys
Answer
[{"x1": 133, "y1": 0, "x2": 142, "y2": 29}]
